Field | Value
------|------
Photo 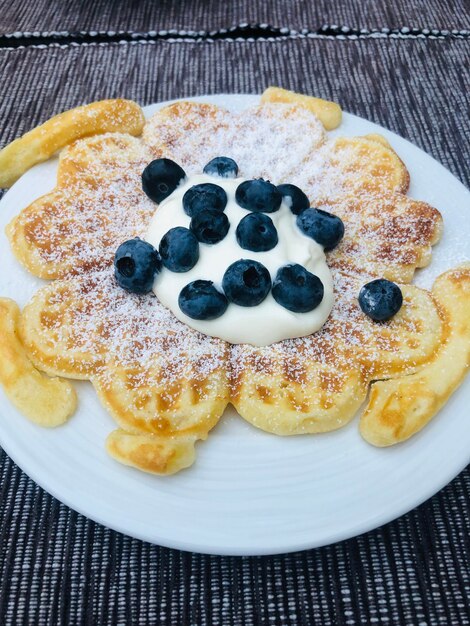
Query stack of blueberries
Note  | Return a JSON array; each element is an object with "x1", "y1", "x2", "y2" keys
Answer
[{"x1": 115, "y1": 157, "x2": 402, "y2": 323}]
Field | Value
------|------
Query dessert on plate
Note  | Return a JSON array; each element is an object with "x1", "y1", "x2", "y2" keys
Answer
[{"x1": 0, "y1": 88, "x2": 469, "y2": 475}]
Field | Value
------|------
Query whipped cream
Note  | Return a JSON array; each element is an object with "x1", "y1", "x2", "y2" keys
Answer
[{"x1": 145, "y1": 174, "x2": 334, "y2": 346}]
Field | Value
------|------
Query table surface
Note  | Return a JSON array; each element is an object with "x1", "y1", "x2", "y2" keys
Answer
[
  {"x1": 0, "y1": 0, "x2": 469, "y2": 33},
  {"x1": 1, "y1": 2, "x2": 470, "y2": 625}
]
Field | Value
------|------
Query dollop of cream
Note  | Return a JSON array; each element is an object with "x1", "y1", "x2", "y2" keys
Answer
[{"x1": 145, "y1": 174, "x2": 334, "y2": 346}]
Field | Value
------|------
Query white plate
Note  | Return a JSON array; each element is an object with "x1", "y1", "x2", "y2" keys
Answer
[{"x1": 0, "y1": 95, "x2": 469, "y2": 556}]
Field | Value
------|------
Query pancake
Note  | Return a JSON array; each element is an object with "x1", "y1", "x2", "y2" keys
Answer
[{"x1": 1, "y1": 92, "x2": 468, "y2": 474}]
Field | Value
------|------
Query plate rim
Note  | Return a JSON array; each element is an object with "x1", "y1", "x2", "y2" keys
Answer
[{"x1": 0, "y1": 94, "x2": 469, "y2": 556}]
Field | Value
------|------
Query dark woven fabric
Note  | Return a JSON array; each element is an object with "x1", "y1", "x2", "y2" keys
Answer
[
  {"x1": 1, "y1": 457, "x2": 470, "y2": 625},
  {"x1": 0, "y1": 0, "x2": 469, "y2": 34},
  {"x1": 0, "y1": 38, "x2": 470, "y2": 625}
]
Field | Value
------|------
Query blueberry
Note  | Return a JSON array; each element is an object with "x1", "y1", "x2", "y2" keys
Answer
[
  {"x1": 235, "y1": 179, "x2": 282, "y2": 213},
  {"x1": 236, "y1": 213, "x2": 278, "y2": 252},
  {"x1": 358, "y1": 279, "x2": 403, "y2": 321},
  {"x1": 277, "y1": 183, "x2": 310, "y2": 215},
  {"x1": 141, "y1": 158, "x2": 186, "y2": 203},
  {"x1": 114, "y1": 238, "x2": 161, "y2": 294},
  {"x1": 272, "y1": 264, "x2": 324, "y2": 313},
  {"x1": 203, "y1": 156, "x2": 239, "y2": 179},
  {"x1": 190, "y1": 209, "x2": 229, "y2": 244},
  {"x1": 159, "y1": 227, "x2": 199, "y2": 272},
  {"x1": 183, "y1": 183, "x2": 227, "y2": 217},
  {"x1": 222, "y1": 259, "x2": 271, "y2": 307},
  {"x1": 296, "y1": 208, "x2": 344, "y2": 251},
  {"x1": 179, "y1": 280, "x2": 228, "y2": 320}
]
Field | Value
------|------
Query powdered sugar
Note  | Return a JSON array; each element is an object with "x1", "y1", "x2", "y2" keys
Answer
[
  {"x1": 229, "y1": 266, "x2": 440, "y2": 393},
  {"x1": 143, "y1": 103, "x2": 326, "y2": 183},
  {"x1": 39, "y1": 268, "x2": 228, "y2": 390},
  {"x1": 13, "y1": 102, "x2": 445, "y2": 407}
]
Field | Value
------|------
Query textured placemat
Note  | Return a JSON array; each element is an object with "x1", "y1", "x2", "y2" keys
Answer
[
  {"x1": 0, "y1": 38, "x2": 469, "y2": 625},
  {"x1": 0, "y1": 0, "x2": 469, "y2": 35}
]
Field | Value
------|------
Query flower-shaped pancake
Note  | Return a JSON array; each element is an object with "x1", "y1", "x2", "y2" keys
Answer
[{"x1": 4, "y1": 97, "x2": 469, "y2": 475}]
